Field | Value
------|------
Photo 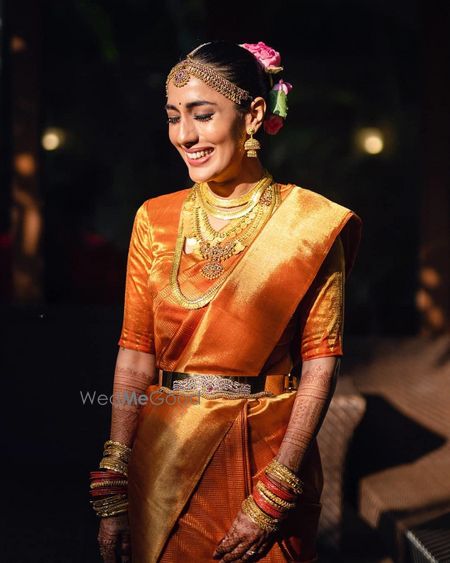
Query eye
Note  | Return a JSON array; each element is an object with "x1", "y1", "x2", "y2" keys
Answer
[
  {"x1": 167, "y1": 116, "x2": 180, "y2": 125},
  {"x1": 194, "y1": 113, "x2": 214, "y2": 122}
]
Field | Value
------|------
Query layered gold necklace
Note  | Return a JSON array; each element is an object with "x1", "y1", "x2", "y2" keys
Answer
[
  {"x1": 170, "y1": 172, "x2": 281, "y2": 309},
  {"x1": 198, "y1": 174, "x2": 271, "y2": 219}
]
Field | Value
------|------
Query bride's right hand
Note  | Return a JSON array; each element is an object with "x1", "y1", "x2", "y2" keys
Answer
[{"x1": 97, "y1": 512, "x2": 131, "y2": 562}]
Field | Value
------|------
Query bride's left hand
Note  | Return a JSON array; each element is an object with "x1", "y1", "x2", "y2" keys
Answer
[{"x1": 212, "y1": 509, "x2": 275, "y2": 562}]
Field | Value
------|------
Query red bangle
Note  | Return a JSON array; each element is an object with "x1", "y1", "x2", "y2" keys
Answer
[
  {"x1": 90, "y1": 470, "x2": 127, "y2": 480},
  {"x1": 260, "y1": 473, "x2": 296, "y2": 502},
  {"x1": 253, "y1": 489, "x2": 284, "y2": 519}
]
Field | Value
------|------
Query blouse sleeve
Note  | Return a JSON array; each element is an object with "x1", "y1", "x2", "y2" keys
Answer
[
  {"x1": 298, "y1": 235, "x2": 345, "y2": 361},
  {"x1": 117, "y1": 202, "x2": 155, "y2": 354}
]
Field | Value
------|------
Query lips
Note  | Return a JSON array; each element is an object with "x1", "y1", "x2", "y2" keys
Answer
[{"x1": 184, "y1": 148, "x2": 214, "y2": 166}]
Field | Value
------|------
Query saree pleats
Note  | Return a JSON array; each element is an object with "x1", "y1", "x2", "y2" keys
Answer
[{"x1": 128, "y1": 388, "x2": 323, "y2": 562}]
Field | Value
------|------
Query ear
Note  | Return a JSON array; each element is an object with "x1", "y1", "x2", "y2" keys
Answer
[{"x1": 244, "y1": 96, "x2": 266, "y2": 134}]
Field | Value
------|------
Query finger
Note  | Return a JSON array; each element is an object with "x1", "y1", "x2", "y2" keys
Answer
[
  {"x1": 120, "y1": 531, "x2": 131, "y2": 563},
  {"x1": 213, "y1": 536, "x2": 226, "y2": 558},
  {"x1": 213, "y1": 529, "x2": 239, "y2": 558},
  {"x1": 255, "y1": 538, "x2": 273, "y2": 559},
  {"x1": 240, "y1": 536, "x2": 267, "y2": 562},
  {"x1": 98, "y1": 541, "x2": 116, "y2": 563},
  {"x1": 240, "y1": 545, "x2": 260, "y2": 561},
  {"x1": 220, "y1": 542, "x2": 255, "y2": 562}
]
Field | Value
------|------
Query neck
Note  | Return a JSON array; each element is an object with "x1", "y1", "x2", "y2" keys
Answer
[{"x1": 205, "y1": 159, "x2": 266, "y2": 199}]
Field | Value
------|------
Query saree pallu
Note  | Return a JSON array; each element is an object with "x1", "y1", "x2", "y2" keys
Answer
[{"x1": 128, "y1": 384, "x2": 323, "y2": 563}]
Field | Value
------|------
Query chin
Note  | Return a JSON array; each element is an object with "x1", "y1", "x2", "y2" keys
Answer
[{"x1": 187, "y1": 166, "x2": 218, "y2": 185}]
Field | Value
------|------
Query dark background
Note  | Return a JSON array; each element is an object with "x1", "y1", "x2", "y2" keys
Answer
[
  {"x1": 42, "y1": 0, "x2": 421, "y2": 334},
  {"x1": 1, "y1": 1, "x2": 449, "y2": 562},
  {"x1": 2, "y1": 0, "x2": 425, "y2": 331}
]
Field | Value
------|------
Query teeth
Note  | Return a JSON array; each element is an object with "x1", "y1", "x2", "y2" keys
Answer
[{"x1": 188, "y1": 149, "x2": 213, "y2": 160}]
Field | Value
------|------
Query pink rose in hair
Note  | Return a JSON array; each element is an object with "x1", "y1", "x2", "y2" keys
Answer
[
  {"x1": 240, "y1": 41, "x2": 282, "y2": 72},
  {"x1": 263, "y1": 114, "x2": 284, "y2": 135}
]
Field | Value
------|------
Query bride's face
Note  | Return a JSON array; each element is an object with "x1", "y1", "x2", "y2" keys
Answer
[{"x1": 165, "y1": 77, "x2": 248, "y2": 184}]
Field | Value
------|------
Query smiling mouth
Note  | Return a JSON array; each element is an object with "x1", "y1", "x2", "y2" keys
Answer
[{"x1": 185, "y1": 148, "x2": 214, "y2": 160}]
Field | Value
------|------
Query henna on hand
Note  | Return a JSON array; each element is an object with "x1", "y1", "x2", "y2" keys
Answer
[
  {"x1": 213, "y1": 510, "x2": 274, "y2": 562},
  {"x1": 277, "y1": 356, "x2": 339, "y2": 473}
]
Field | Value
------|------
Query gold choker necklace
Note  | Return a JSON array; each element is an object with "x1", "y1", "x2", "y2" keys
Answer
[
  {"x1": 198, "y1": 174, "x2": 273, "y2": 220},
  {"x1": 200, "y1": 171, "x2": 272, "y2": 209}
]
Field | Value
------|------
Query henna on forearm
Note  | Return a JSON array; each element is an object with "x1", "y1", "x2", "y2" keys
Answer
[
  {"x1": 109, "y1": 349, "x2": 157, "y2": 447},
  {"x1": 276, "y1": 357, "x2": 340, "y2": 473}
]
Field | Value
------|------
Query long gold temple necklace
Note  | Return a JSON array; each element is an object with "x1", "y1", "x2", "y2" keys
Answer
[{"x1": 170, "y1": 177, "x2": 281, "y2": 309}]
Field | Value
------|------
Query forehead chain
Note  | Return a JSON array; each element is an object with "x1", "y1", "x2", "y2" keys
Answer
[{"x1": 166, "y1": 56, "x2": 253, "y2": 105}]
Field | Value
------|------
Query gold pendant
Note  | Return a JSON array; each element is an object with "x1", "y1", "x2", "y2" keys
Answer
[{"x1": 201, "y1": 261, "x2": 224, "y2": 279}]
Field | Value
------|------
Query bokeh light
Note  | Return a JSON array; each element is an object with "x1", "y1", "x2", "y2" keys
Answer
[
  {"x1": 42, "y1": 128, "x2": 66, "y2": 151},
  {"x1": 356, "y1": 127, "x2": 385, "y2": 155}
]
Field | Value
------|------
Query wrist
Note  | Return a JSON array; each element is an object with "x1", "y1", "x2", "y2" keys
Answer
[
  {"x1": 275, "y1": 452, "x2": 299, "y2": 474},
  {"x1": 89, "y1": 440, "x2": 131, "y2": 518},
  {"x1": 264, "y1": 457, "x2": 303, "y2": 496}
]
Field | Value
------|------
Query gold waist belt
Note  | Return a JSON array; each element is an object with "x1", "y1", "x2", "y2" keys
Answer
[{"x1": 161, "y1": 371, "x2": 267, "y2": 395}]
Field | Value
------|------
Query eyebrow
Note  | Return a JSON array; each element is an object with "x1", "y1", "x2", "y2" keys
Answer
[{"x1": 164, "y1": 100, "x2": 218, "y2": 111}]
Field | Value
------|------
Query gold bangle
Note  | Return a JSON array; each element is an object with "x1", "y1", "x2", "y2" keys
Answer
[
  {"x1": 267, "y1": 459, "x2": 302, "y2": 484},
  {"x1": 91, "y1": 497, "x2": 127, "y2": 508},
  {"x1": 94, "y1": 502, "x2": 128, "y2": 514},
  {"x1": 265, "y1": 459, "x2": 303, "y2": 495},
  {"x1": 241, "y1": 496, "x2": 280, "y2": 533},
  {"x1": 93, "y1": 503, "x2": 129, "y2": 516},
  {"x1": 93, "y1": 504, "x2": 128, "y2": 515},
  {"x1": 97, "y1": 507, "x2": 128, "y2": 518},
  {"x1": 93, "y1": 500, "x2": 128, "y2": 511},
  {"x1": 91, "y1": 494, "x2": 127, "y2": 508},
  {"x1": 255, "y1": 482, "x2": 296, "y2": 511},
  {"x1": 103, "y1": 443, "x2": 131, "y2": 462},
  {"x1": 103, "y1": 444, "x2": 131, "y2": 454},
  {"x1": 265, "y1": 470, "x2": 302, "y2": 495},
  {"x1": 102, "y1": 452, "x2": 131, "y2": 465},
  {"x1": 90, "y1": 480, "x2": 128, "y2": 489},
  {"x1": 99, "y1": 458, "x2": 128, "y2": 477},
  {"x1": 243, "y1": 496, "x2": 276, "y2": 525},
  {"x1": 104, "y1": 440, "x2": 132, "y2": 453}
]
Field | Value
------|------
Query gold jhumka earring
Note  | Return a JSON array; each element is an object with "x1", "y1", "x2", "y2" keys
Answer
[{"x1": 244, "y1": 128, "x2": 261, "y2": 158}]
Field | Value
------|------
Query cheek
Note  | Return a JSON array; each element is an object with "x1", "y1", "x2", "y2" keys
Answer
[
  {"x1": 168, "y1": 127, "x2": 177, "y2": 147},
  {"x1": 215, "y1": 123, "x2": 245, "y2": 155}
]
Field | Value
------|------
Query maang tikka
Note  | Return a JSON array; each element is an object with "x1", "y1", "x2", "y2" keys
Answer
[{"x1": 244, "y1": 128, "x2": 261, "y2": 158}]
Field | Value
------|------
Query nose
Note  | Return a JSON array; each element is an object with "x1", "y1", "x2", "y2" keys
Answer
[{"x1": 177, "y1": 116, "x2": 199, "y2": 147}]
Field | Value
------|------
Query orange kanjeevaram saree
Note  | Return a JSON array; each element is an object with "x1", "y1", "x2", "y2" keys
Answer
[{"x1": 118, "y1": 183, "x2": 362, "y2": 562}]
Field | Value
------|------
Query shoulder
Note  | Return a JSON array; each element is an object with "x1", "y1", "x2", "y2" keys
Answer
[
  {"x1": 281, "y1": 183, "x2": 362, "y2": 277},
  {"x1": 283, "y1": 184, "x2": 354, "y2": 216},
  {"x1": 135, "y1": 187, "x2": 191, "y2": 222}
]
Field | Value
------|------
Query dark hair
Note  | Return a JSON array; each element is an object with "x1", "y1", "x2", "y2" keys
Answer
[{"x1": 186, "y1": 41, "x2": 272, "y2": 111}]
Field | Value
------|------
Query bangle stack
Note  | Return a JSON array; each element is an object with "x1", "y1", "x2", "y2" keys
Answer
[
  {"x1": 242, "y1": 496, "x2": 281, "y2": 532},
  {"x1": 265, "y1": 458, "x2": 303, "y2": 495},
  {"x1": 89, "y1": 440, "x2": 131, "y2": 518},
  {"x1": 91, "y1": 493, "x2": 129, "y2": 518},
  {"x1": 99, "y1": 440, "x2": 131, "y2": 477},
  {"x1": 241, "y1": 457, "x2": 303, "y2": 533}
]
